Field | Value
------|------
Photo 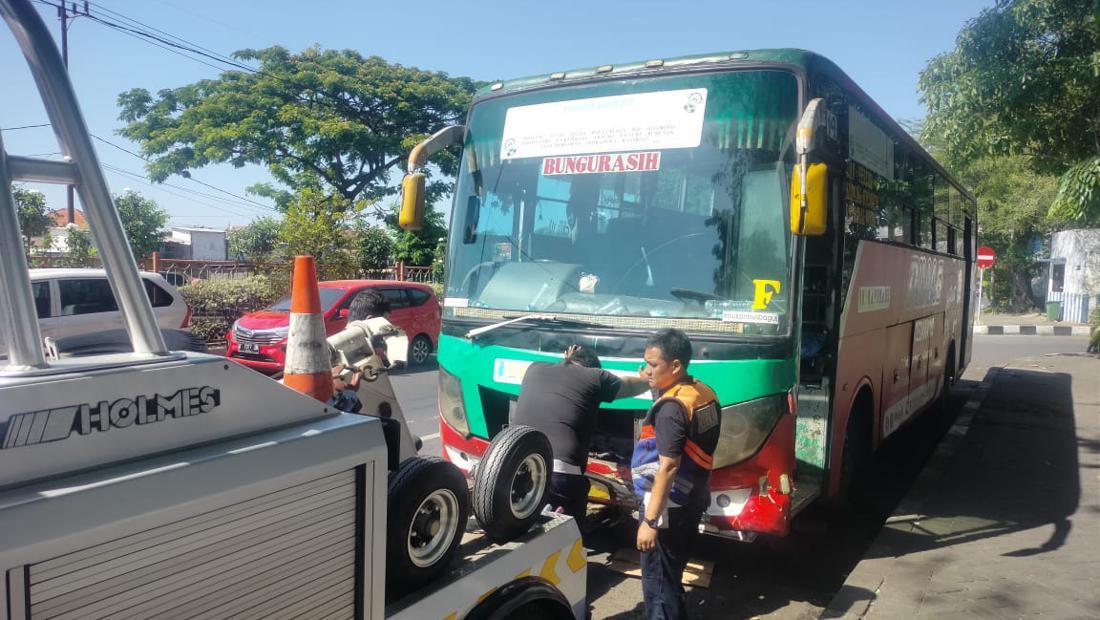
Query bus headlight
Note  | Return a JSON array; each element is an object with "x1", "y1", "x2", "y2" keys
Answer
[
  {"x1": 711, "y1": 394, "x2": 787, "y2": 469},
  {"x1": 438, "y1": 366, "x2": 470, "y2": 436}
]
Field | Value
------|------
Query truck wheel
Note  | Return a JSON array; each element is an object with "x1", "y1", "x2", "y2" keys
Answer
[
  {"x1": 473, "y1": 425, "x2": 552, "y2": 543},
  {"x1": 387, "y1": 457, "x2": 468, "y2": 597}
]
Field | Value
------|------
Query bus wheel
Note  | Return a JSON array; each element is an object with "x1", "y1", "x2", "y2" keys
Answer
[
  {"x1": 387, "y1": 456, "x2": 469, "y2": 597},
  {"x1": 936, "y1": 344, "x2": 957, "y2": 416},
  {"x1": 473, "y1": 425, "x2": 552, "y2": 543},
  {"x1": 838, "y1": 395, "x2": 872, "y2": 507}
]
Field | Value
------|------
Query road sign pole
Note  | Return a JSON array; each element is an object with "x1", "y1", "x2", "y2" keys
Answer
[{"x1": 976, "y1": 267, "x2": 984, "y2": 325}]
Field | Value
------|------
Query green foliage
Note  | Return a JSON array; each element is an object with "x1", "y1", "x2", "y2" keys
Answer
[
  {"x1": 431, "y1": 235, "x2": 448, "y2": 282},
  {"x1": 919, "y1": 0, "x2": 1100, "y2": 221},
  {"x1": 383, "y1": 202, "x2": 447, "y2": 266},
  {"x1": 14, "y1": 185, "x2": 50, "y2": 254},
  {"x1": 228, "y1": 216, "x2": 282, "y2": 262},
  {"x1": 278, "y1": 189, "x2": 359, "y2": 280},
  {"x1": 178, "y1": 274, "x2": 286, "y2": 342},
  {"x1": 63, "y1": 227, "x2": 97, "y2": 266},
  {"x1": 1050, "y1": 157, "x2": 1100, "y2": 224},
  {"x1": 114, "y1": 191, "x2": 168, "y2": 258},
  {"x1": 117, "y1": 47, "x2": 477, "y2": 208},
  {"x1": 956, "y1": 156, "x2": 1061, "y2": 310},
  {"x1": 354, "y1": 224, "x2": 394, "y2": 271}
]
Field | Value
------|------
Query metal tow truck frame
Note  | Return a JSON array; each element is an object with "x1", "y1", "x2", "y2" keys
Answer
[{"x1": 0, "y1": 1, "x2": 585, "y2": 617}]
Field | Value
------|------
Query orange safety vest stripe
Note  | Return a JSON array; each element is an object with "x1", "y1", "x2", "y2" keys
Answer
[{"x1": 683, "y1": 439, "x2": 713, "y2": 469}]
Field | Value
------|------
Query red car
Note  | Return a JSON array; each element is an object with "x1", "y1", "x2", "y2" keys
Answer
[{"x1": 226, "y1": 280, "x2": 440, "y2": 374}]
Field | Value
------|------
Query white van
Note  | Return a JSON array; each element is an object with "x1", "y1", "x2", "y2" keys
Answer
[{"x1": 26, "y1": 268, "x2": 191, "y2": 343}]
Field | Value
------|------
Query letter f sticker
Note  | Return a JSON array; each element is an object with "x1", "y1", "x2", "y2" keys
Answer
[{"x1": 752, "y1": 279, "x2": 781, "y2": 310}]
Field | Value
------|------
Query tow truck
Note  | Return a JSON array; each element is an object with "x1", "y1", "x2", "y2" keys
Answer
[{"x1": 0, "y1": 1, "x2": 585, "y2": 617}]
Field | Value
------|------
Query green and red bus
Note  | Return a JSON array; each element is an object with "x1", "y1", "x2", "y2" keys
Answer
[{"x1": 402, "y1": 49, "x2": 977, "y2": 540}]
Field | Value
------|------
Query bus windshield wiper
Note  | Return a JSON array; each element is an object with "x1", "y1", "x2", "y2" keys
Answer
[{"x1": 464, "y1": 314, "x2": 598, "y2": 340}]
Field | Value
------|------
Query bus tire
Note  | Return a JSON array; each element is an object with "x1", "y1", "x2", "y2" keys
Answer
[
  {"x1": 838, "y1": 391, "x2": 872, "y2": 507},
  {"x1": 386, "y1": 456, "x2": 469, "y2": 597},
  {"x1": 936, "y1": 343, "x2": 957, "y2": 417},
  {"x1": 473, "y1": 425, "x2": 552, "y2": 543}
]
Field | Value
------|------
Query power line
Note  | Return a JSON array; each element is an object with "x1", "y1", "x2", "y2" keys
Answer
[
  {"x1": 86, "y1": 0, "x2": 255, "y2": 71},
  {"x1": 102, "y1": 163, "x2": 268, "y2": 216},
  {"x1": 0, "y1": 123, "x2": 52, "y2": 131},
  {"x1": 89, "y1": 134, "x2": 277, "y2": 212},
  {"x1": 102, "y1": 163, "x2": 261, "y2": 218},
  {"x1": 32, "y1": 0, "x2": 256, "y2": 73}
]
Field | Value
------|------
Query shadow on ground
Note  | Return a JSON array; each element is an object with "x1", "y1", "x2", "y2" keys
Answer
[{"x1": 585, "y1": 380, "x2": 981, "y2": 619}]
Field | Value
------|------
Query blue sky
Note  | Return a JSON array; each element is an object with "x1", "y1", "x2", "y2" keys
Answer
[{"x1": 0, "y1": 0, "x2": 992, "y2": 228}]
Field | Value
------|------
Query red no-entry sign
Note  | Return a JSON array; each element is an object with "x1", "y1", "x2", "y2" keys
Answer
[{"x1": 977, "y1": 246, "x2": 997, "y2": 269}]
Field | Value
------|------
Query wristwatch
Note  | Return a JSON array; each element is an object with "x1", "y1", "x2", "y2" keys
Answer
[{"x1": 642, "y1": 516, "x2": 660, "y2": 529}]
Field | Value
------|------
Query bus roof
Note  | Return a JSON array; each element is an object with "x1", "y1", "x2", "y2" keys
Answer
[
  {"x1": 474, "y1": 48, "x2": 818, "y2": 97},
  {"x1": 474, "y1": 48, "x2": 977, "y2": 205}
]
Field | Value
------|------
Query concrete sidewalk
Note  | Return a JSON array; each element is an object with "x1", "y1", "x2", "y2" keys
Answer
[{"x1": 826, "y1": 351, "x2": 1100, "y2": 617}]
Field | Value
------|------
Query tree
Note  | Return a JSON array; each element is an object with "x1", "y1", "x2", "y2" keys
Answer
[
  {"x1": 117, "y1": 47, "x2": 477, "y2": 210},
  {"x1": 114, "y1": 191, "x2": 168, "y2": 258},
  {"x1": 919, "y1": 0, "x2": 1100, "y2": 223},
  {"x1": 228, "y1": 216, "x2": 282, "y2": 262},
  {"x1": 958, "y1": 157, "x2": 1061, "y2": 310},
  {"x1": 355, "y1": 224, "x2": 394, "y2": 271},
  {"x1": 14, "y1": 185, "x2": 50, "y2": 254},
  {"x1": 383, "y1": 203, "x2": 447, "y2": 266},
  {"x1": 278, "y1": 189, "x2": 358, "y2": 280},
  {"x1": 64, "y1": 226, "x2": 96, "y2": 267}
]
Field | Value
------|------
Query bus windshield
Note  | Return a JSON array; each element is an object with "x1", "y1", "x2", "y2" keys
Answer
[{"x1": 446, "y1": 70, "x2": 799, "y2": 335}]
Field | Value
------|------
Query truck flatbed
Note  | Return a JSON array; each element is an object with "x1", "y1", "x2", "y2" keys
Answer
[{"x1": 386, "y1": 514, "x2": 586, "y2": 619}]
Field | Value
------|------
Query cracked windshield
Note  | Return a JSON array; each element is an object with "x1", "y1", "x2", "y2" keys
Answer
[{"x1": 446, "y1": 71, "x2": 799, "y2": 334}]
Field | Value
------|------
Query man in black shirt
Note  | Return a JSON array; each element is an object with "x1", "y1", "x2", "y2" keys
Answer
[
  {"x1": 514, "y1": 344, "x2": 649, "y2": 519},
  {"x1": 631, "y1": 329, "x2": 721, "y2": 620}
]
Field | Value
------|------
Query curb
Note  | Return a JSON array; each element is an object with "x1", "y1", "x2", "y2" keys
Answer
[
  {"x1": 973, "y1": 324, "x2": 1089, "y2": 336},
  {"x1": 823, "y1": 367, "x2": 1001, "y2": 619}
]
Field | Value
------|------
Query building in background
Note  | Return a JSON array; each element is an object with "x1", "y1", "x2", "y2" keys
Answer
[
  {"x1": 160, "y1": 226, "x2": 228, "y2": 260},
  {"x1": 1045, "y1": 229, "x2": 1100, "y2": 323},
  {"x1": 39, "y1": 208, "x2": 88, "y2": 254}
]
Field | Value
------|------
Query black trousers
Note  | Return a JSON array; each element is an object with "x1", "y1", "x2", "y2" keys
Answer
[
  {"x1": 547, "y1": 472, "x2": 590, "y2": 519},
  {"x1": 640, "y1": 507, "x2": 702, "y2": 620}
]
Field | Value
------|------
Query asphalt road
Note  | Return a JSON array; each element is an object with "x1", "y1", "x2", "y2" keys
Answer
[{"x1": 387, "y1": 335, "x2": 1091, "y2": 618}]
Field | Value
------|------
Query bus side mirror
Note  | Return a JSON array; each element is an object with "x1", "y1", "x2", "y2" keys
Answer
[
  {"x1": 400, "y1": 173, "x2": 426, "y2": 231},
  {"x1": 790, "y1": 163, "x2": 827, "y2": 236}
]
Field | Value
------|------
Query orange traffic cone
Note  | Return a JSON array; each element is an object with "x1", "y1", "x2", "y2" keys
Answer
[{"x1": 283, "y1": 256, "x2": 333, "y2": 403}]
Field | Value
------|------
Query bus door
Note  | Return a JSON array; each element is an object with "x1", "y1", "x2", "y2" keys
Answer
[{"x1": 880, "y1": 322, "x2": 912, "y2": 441}]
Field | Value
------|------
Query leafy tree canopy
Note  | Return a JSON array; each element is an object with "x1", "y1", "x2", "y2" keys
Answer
[
  {"x1": 117, "y1": 47, "x2": 477, "y2": 210},
  {"x1": 919, "y1": 0, "x2": 1100, "y2": 222},
  {"x1": 114, "y1": 191, "x2": 168, "y2": 258},
  {"x1": 278, "y1": 189, "x2": 359, "y2": 280},
  {"x1": 958, "y1": 156, "x2": 1061, "y2": 309},
  {"x1": 354, "y1": 224, "x2": 394, "y2": 271},
  {"x1": 14, "y1": 185, "x2": 50, "y2": 253},
  {"x1": 383, "y1": 203, "x2": 447, "y2": 266},
  {"x1": 64, "y1": 227, "x2": 96, "y2": 266},
  {"x1": 228, "y1": 216, "x2": 282, "y2": 262}
]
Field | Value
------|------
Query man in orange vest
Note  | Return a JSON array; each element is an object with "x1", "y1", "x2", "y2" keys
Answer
[{"x1": 631, "y1": 328, "x2": 721, "y2": 619}]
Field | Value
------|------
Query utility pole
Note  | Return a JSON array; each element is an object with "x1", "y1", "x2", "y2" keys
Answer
[{"x1": 57, "y1": 1, "x2": 89, "y2": 226}]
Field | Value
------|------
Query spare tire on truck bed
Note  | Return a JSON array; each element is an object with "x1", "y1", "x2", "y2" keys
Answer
[
  {"x1": 386, "y1": 456, "x2": 468, "y2": 597},
  {"x1": 472, "y1": 425, "x2": 553, "y2": 543}
]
